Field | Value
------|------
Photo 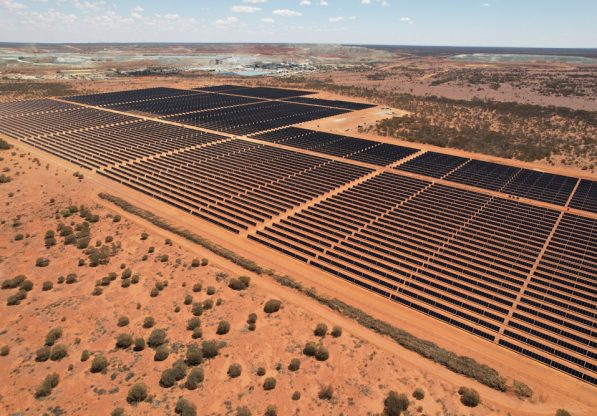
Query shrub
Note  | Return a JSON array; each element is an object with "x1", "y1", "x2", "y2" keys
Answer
[
  {"x1": 236, "y1": 407, "x2": 251, "y2": 416},
  {"x1": 288, "y1": 358, "x2": 301, "y2": 372},
  {"x1": 555, "y1": 410, "x2": 572, "y2": 416},
  {"x1": 191, "y1": 303, "x2": 203, "y2": 317},
  {"x1": 140, "y1": 232, "x2": 148, "y2": 241},
  {"x1": 412, "y1": 388, "x2": 425, "y2": 400},
  {"x1": 264, "y1": 406, "x2": 277, "y2": 416},
  {"x1": 2, "y1": 275, "x2": 26, "y2": 289},
  {"x1": 175, "y1": 397, "x2": 197, "y2": 416},
  {"x1": 92, "y1": 287, "x2": 103, "y2": 296},
  {"x1": 314, "y1": 323, "x2": 328, "y2": 337},
  {"x1": 263, "y1": 377, "x2": 277, "y2": 391},
  {"x1": 36, "y1": 257, "x2": 50, "y2": 267},
  {"x1": 126, "y1": 383, "x2": 148, "y2": 404},
  {"x1": 116, "y1": 334, "x2": 133, "y2": 349},
  {"x1": 80, "y1": 350, "x2": 90, "y2": 362},
  {"x1": 216, "y1": 320, "x2": 230, "y2": 335},
  {"x1": 206, "y1": 286, "x2": 215, "y2": 295},
  {"x1": 50, "y1": 344, "x2": 68, "y2": 361},
  {"x1": 147, "y1": 329, "x2": 167, "y2": 348},
  {"x1": 192, "y1": 283, "x2": 202, "y2": 293},
  {"x1": 111, "y1": 407, "x2": 125, "y2": 416},
  {"x1": 228, "y1": 363, "x2": 242, "y2": 378},
  {"x1": 65, "y1": 274, "x2": 77, "y2": 284},
  {"x1": 201, "y1": 340, "x2": 218, "y2": 359},
  {"x1": 512, "y1": 380, "x2": 533, "y2": 399},
  {"x1": 36, "y1": 346, "x2": 51, "y2": 362},
  {"x1": 113, "y1": 215, "x2": 121, "y2": 223},
  {"x1": 117, "y1": 316, "x2": 130, "y2": 327},
  {"x1": 191, "y1": 328, "x2": 203, "y2": 339},
  {"x1": 185, "y1": 367, "x2": 204, "y2": 390},
  {"x1": 458, "y1": 387, "x2": 480, "y2": 407},
  {"x1": 263, "y1": 299, "x2": 281, "y2": 314},
  {"x1": 34, "y1": 373, "x2": 59, "y2": 399},
  {"x1": 121, "y1": 268, "x2": 132, "y2": 279},
  {"x1": 150, "y1": 288, "x2": 159, "y2": 297},
  {"x1": 184, "y1": 294, "x2": 193, "y2": 305},
  {"x1": 228, "y1": 276, "x2": 250, "y2": 291},
  {"x1": 331, "y1": 326, "x2": 343, "y2": 338},
  {"x1": 90, "y1": 355, "x2": 109, "y2": 373},
  {"x1": 256, "y1": 367, "x2": 266, "y2": 376},
  {"x1": 6, "y1": 290, "x2": 27, "y2": 305},
  {"x1": 200, "y1": 258, "x2": 208, "y2": 266},
  {"x1": 292, "y1": 391, "x2": 301, "y2": 401},
  {"x1": 160, "y1": 368, "x2": 177, "y2": 388},
  {"x1": 0, "y1": 345, "x2": 9, "y2": 356},
  {"x1": 133, "y1": 337, "x2": 145, "y2": 351},
  {"x1": 187, "y1": 317, "x2": 201, "y2": 331},
  {"x1": 248, "y1": 323, "x2": 256, "y2": 331},
  {"x1": 42, "y1": 281, "x2": 54, "y2": 291},
  {"x1": 315, "y1": 346, "x2": 329, "y2": 361},
  {"x1": 203, "y1": 299, "x2": 213, "y2": 310},
  {"x1": 303, "y1": 342, "x2": 317, "y2": 357},
  {"x1": 45, "y1": 328, "x2": 63, "y2": 346},
  {"x1": 186, "y1": 345, "x2": 203, "y2": 366},
  {"x1": 318, "y1": 385, "x2": 333, "y2": 400},
  {"x1": 384, "y1": 391, "x2": 410, "y2": 416},
  {"x1": 154, "y1": 345, "x2": 170, "y2": 361},
  {"x1": 14, "y1": 233, "x2": 24, "y2": 241},
  {"x1": 191, "y1": 259, "x2": 200, "y2": 267},
  {"x1": 247, "y1": 313, "x2": 257, "y2": 324},
  {"x1": 143, "y1": 317, "x2": 155, "y2": 329}
]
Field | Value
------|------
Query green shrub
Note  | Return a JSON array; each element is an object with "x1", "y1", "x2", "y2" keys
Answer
[
  {"x1": 458, "y1": 387, "x2": 480, "y2": 407},
  {"x1": 303, "y1": 342, "x2": 317, "y2": 357},
  {"x1": 140, "y1": 232, "x2": 148, "y2": 241},
  {"x1": 236, "y1": 407, "x2": 251, "y2": 416},
  {"x1": 2, "y1": 275, "x2": 26, "y2": 289},
  {"x1": 314, "y1": 323, "x2": 328, "y2": 337},
  {"x1": 6, "y1": 290, "x2": 27, "y2": 305},
  {"x1": 143, "y1": 317, "x2": 155, "y2": 329},
  {"x1": 150, "y1": 288, "x2": 159, "y2": 297},
  {"x1": 248, "y1": 323, "x2": 256, "y2": 331},
  {"x1": 318, "y1": 385, "x2": 333, "y2": 400},
  {"x1": 92, "y1": 287, "x2": 103, "y2": 296},
  {"x1": 154, "y1": 345, "x2": 170, "y2": 361},
  {"x1": 90, "y1": 355, "x2": 109, "y2": 373},
  {"x1": 216, "y1": 320, "x2": 230, "y2": 335},
  {"x1": 263, "y1": 377, "x2": 277, "y2": 391},
  {"x1": 247, "y1": 313, "x2": 257, "y2": 324},
  {"x1": 111, "y1": 407, "x2": 125, "y2": 416},
  {"x1": 65, "y1": 274, "x2": 77, "y2": 284},
  {"x1": 191, "y1": 303, "x2": 203, "y2": 317},
  {"x1": 315, "y1": 346, "x2": 329, "y2": 361},
  {"x1": 187, "y1": 317, "x2": 201, "y2": 331},
  {"x1": 186, "y1": 344, "x2": 203, "y2": 366},
  {"x1": 80, "y1": 350, "x2": 90, "y2": 362},
  {"x1": 292, "y1": 391, "x2": 301, "y2": 401},
  {"x1": 117, "y1": 316, "x2": 130, "y2": 327},
  {"x1": 191, "y1": 328, "x2": 203, "y2": 339},
  {"x1": 203, "y1": 299, "x2": 213, "y2": 310},
  {"x1": 42, "y1": 281, "x2": 53, "y2": 291},
  {"x1": 191, "y1": 259, "x2": 200, "y2": 267},
  {"x1": 192, "y1": 283, "x2": 202, "y2": 293},
  {"x1": 121, "y1": 268, "x2": 132, "y2": 279},
  {"x1": 116, "y1": 334, "x2": 133, "y2": 349},
  {"x1": 200, "y1": 258, "x2": 208, "y2": 266},
  {"x1": 133, "y1": 337, "x2": 145, "y2": 352},
  {"x1": 512, "y1": 380, "x2": 533, "y2": 399},
  {"x1": 288, "y1": 358, "x2": 301, "y2": 372},
  {"x1": 228, "y1": 275, "x2": 250, "y2": 291},
  {"x1": 36, "y1": 346, "x2": 51, "y2": 362},
  {"x1": 206, "y1": 286, "x2": 215, "y2": 295},
  {"x1": 331, "y1": 326, "x2": 343, "y2": 337},
  {"x1": 185, "y1": 367, "x2": 204, "y2": 390},
  {"x1": 160, "y1": 368, "x2": 177, "y2": 388},
  {"x1": 184, "y1": 294, "x2": 193, "y2": 305},
  {"x1": 0, "y1": 345, "x2": 9, "y2": 356},
  {"x1": 36, "y1": 257, "x2": 50, "y2": 267},
  {"x1": 263, "y1": 299, "x2": 281, "y2": 314},
  {"x1": 412, "y1": 388, "x2": 425, "y2": 400},
  {"x1": 555, "y1": 410, "x2": 572, "y2": 416},
  {"x1": 126, "y1": 383, "x2": 148, "y2": 404},
  {"x1": 264, "y1": 405, "x2": 277, "y2": 416},
  {"x1": 256, "y1": 367, "x2": 266, "y2": 376},
  {"x1": 147, "y1": 329, "x2": 167, "y2": 348},
  {"x1": 201, "y1": 340, "x2": 218, "y2": 359},
  {"x1": 45, "y1": 328, "x2": 62, "y2": 346},
  {"x1": 175, "y1": 397, "x2": 197, "y2": 416},
  {"x1": 50, "y1": 344, "x2": 68, "y2": 361},
  {"x1": 113, "y1": 215, "x2": 121, "y2": 223},
  {"x1": 227, "y1": 363, "x2": 242, "y2": 378},
  {"x1": 384, "y1": 391, "x2": 410, "y2": 416},
  {"x1": 34, "y1": 373, "x2": 59, "y2": 398}
]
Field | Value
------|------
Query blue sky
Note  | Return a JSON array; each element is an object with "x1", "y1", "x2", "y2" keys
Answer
[{"x1": 0, "y1": 0, "x2": 595, "y2": 47}]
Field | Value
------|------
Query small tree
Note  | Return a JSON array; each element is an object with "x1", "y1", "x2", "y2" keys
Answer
[
  {"x1": 187, "y1": 317, "x2": 201, "y2": 331},
  {"x1": 318, "y1": 385, "x2": 333, "y2": 400},
  {"x1": 303, "y1": 342, "x2": 317, "y2": 357},
  {"x1": 288, "y1": 358, "x2": 301, "y2": 372},
  {"x1": 90, "y1": 355, "x2": 109, "y2": 373},
  {"x1": 331, "y1": 326, "x2": 343, "y2": 338},
  {"x1": 384, "y1": 391, "x2": 409, "y2": 416},
  {"x1": 412, "y1": 388, "x2": 425, "y2": 400},
  {"x1": 160, "y1": 368, "x2": 177, "y2": 388},
  {"x1": 117, "y1": 316, "x2": 130, "y2": 327},
  {"x1": 50, "y1": 344, "x2": 68, "y2": 361},
  {"x1": 133, "y1": 337, "x2": 145, "y2": 351},
  {"x1": 263, "y1": 299, "x2": 281, "y2": 314},
  {"x1": 263, "y1": 377, "x2": 277, "y2": 391},
  {"x1": 315, "y1": 346, "x2": 329, "y2": 361},
  {"x1": 143, "y1": 317, "x2": 155, "y2": 329},
  {"x1": 36, "y1": 346, "x2": 51, "y2": 362},
  {"x1": 264, "y1": 405, "x2": 277, "y2": 416},
  {"x1": 34, "y1": 373, "x2": 59, "y2": 399},
  {"x1": 314, "y1": 323, "x2": 328, "y2": 337},
  {"x1": 126, "y1": 383, "x2": 148, "y2": 404},
  {"x1": 116, "y1": 334, "x2": 133, "y2": 349},
  {"x1": 186, "y1": 345, "x2": 203, "y2": 366},
  {"x1": 175, "y1": 397, "x2": 197, "y2": 416},
  {"x1": 154, "y1": 345, "x2": 170, "y2": 361},
  {"x1": 201, "y1": 340, "x2": 218, "y2": 359},
  {"x1": 185, "y1": 367, "x2": 204, "y2": 390},
  {"x1": 458, "y1": 387, "x2": 480, "y2": 408},
  {"x1": 216, "y1": 320, "x2": 230, "y2": 335},
  {"x1": 147, "y1": 329, "x2": 167, "y2": 348},
  {"x1": 45, "y1": 328, "x2": 63, "y2": 346}
]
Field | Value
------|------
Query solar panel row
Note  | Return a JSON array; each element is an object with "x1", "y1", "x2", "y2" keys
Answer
[
  {"x1": 569, "y1": 179, "x2": 597, "y2": 213},
  {"x1": 64, "y1": 87, "x2": 200, "y2": 107},
  {"x1": 0, "y1": 99, "x2": 80, "y2": 119},
  {"x1": 284, "y1": 96, "x2": 376, "y2": 110}
]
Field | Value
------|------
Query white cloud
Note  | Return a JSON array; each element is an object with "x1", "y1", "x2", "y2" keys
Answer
[
  {"x1": 481, "y1": 3, "x2": 491, "y2": 7},
  {"x1": 231, "y1": 5, "x2": 260, "y2": 13},
  {"x1": 320, "y1": 0, "x2": 329, "y2": 5},
  {"x1": 0, "y1": 0, "x2": 28, "y2": 11},
  {"x1": 133, "y1": 6, "x2": 144, "y2": 12},
  {"x1": 261, "y1": 17, "x2": 274, "y2": 23},
  {"x1": 214, "y1": 16, "x2": 239, "y2": 27},
  {"x1": 300, "y1": 0, "x2": 311, "y2": 5},
  {"x1": 272, "y1": 9, "x2": 302, "y2": 17},
  {"x1": 242, "y1": 0, "x2": 267, "y2": 3},
  {"x1": 329, "y1": 16, "x2": 356, "y2": 23},
  {"x1": 400, "y1": 16, "x2": 413, "y2": 24}
]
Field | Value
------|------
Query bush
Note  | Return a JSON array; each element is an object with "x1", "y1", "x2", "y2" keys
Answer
[
  {"x1": 247, "y1": 313, "x2": 257, "y2": 324},
  {"x1": 256, "y1": 367, "x2": 266, "y2": 376},
  {"x1": 248, "y1": 323, "x2": 256, "y2": 331},
  {"x1": 117, "y1": 316, "x2": 130, "y2": 327},
  {"x1": 318, "y1": 385, "x2": 333, "y2": 400},
  {"x1": 121, "y1": 268, "x2": 132, "y2": 279},
  {"x1": 126, "y1": 383, "x2": 148, "y2": 404},
  {"x1": 6, "y1": 290, "x2": 27, "y2": 306},
  {"x1": 229, "y1": 275, "x2": 251, "y2": 291},
  {"x1": 160, "y1": 368, "x2": 178, "y2": 388},
  {"x1": 36, "y1": 257, "x2": 50, "y2": 267},
  {"x1": 512, "y1": 380, "x2": 533, "y2": 399},
  {"x1": 191, "y1": 303, "x2": 203, "y2": 317},
  {"x1": 263, "y1": 299, "x2": 281, "y2": 314},
  {"x1": 412, "y1": 388, "x2": 425, "y2": 400},
  {"x1": 314, "y1": 323, "x2": 328, "y2": 337},
  {"x1": 216, "y1": 320, "x2": 230, "y2": 335},
  {"x1": 36, "y1": 346, "x2": 51, "y2": 362},
  {"x1": 384, "y1": 391, "x2": 410, "y2": 416},
  {"x1": 191, "y1": 259, "x2": 200, "y2": 267},
  {"x1": 14, "y1": 233, "x2": 24, "y2": 241},
  {"x1": 0, "y1": 345, "x2": 9, "y2": 356},
  {"x1": 556, "y1": 410, "x2": 572, "y2": 416},
  {"x1": 292, "y1": 391, "x2": 301, "y2": 400},
  {"x1": 45, "y1": 328, "x2": 63, "y2": 346},
  {"x1": 303, "y1": 342, "x2": 317, "y2": 357},
  {"x1": 288, "y1": 358, "x2": 301, "y2": 372},
  {"x1": 116, "y1": 333, "x2": 133, "y2": 349},
  {"x1": 315, "y1": 346, "x2": 329, "y2": 361},
  {"x1": 228, "y1": 363, "x2": 242, "y2": 378},
  {"x1": 111, "y1": 407, "x2": 125, "y2": 416},
  {"x1": 147, "y1": 329, "x2": 167, "y2": 348},
  {"x1": 65, "y1": 274, "x2": 77, "y2": 284},
  {"x1": 2, "y1": 275, "x2": 26, "y2": 289},
  {"x1": 187, "y1": 317, "x2": 201, "y2": 331},
  {"x1": 50, "y1": 344, "x2": 68, "y2": 361},
  {"x1": 191, "y1": 328, "x2": 203, "y2": 339},
  {"x1": 184, "y1": 294, "x2": 193, "y2": 305},
  {"x1": 264, "y1": 405, "x2": 277, "y2": 416},
  {"x1": 201, "y1": 258, "x2": 208, "y2": 266},
  {"x1": 186, "y1": 345, "x2": 203, "y2": 366},
  {"x1": 90, "y1": 355, "x2": 109, "y2": 373},
  {"x1": 458, "y1": 387, "x2": 480, "y2": 407},
  {"x1": 92, "y1": 287, "x2": 103, "y2": 296},
  {"x1": 42, "y1": 281, "x2": 53, "y2": 291},
  {"x1": 140, "y1": 232, "x2": 148, "y2": 241},
  {"x1": 331, "y1": 326, "x2": 343, "y2": 338},
  {"x1": 18, "y1": 280, "x2": 33, "y2": 291},
  {"x1": 185, "y1": 367, "x2": 204, "y2": 390},
  {"x1": 203, "y1": 299, "x2": 213, "y2": 310},
  {"x1": 143, "y1": 317, "x2": 155, "y2": 329},
  {"x1": 113, "y1": 215, "x2": 121, "y2": 223},
  {"x1": 201, "y1": 340, "x2": 218, "y2": 359},
  {"x1": 133, "y1": 337, "x2": 145, "y2": 352},
  {"x1": 206, "y1": 286, "x2": 215, "y2": 295},
  {"x1": 237, "y1": 407, "x2": 251, "y2": 416},
  {"x1": 35, "y1": 373, "x2": 59, "y2": 399},
  {"x1": 263, "y1": 377, "x2": 277, "y2": 391},
  {"x1": 175, "y1": 397, "x2": 197, "y2": 416},
  {"x1": 150, "y1": 288, "x2": 159, "y2": 297},
  {"x1": 154, "y1": 345, "x2": 170, "y2": 361},
  {"x1": 80, "y1": 350, "x2": 90, "y2": 361}
]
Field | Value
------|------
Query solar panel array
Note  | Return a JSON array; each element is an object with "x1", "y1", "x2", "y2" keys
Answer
[
  {"x1": 1, "y1": 85, "x2": 596, "y2": 385},
  {"x1": 284, "y1": 96, "x2": 376, "y2": 111}
]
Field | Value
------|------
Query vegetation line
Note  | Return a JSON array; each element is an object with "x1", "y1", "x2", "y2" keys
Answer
[{"x1": 98, "y1": 192, "x2": 507, "y2": 391}]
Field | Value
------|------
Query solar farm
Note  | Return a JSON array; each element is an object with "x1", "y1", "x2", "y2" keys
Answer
[{"x1": 1, "y1": 85, "x2": 595, "y2": 386}]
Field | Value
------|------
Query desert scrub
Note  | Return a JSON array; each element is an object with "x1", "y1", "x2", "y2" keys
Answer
[
  {"x1": 126, "y1": 383, "x2": 148, "y2": 404},
  {"x1": 263, "y1": 299, "x2": 281, "y2": 314},
  {"x1": 314, "y1": 323, "x2": 328, "y2": 337},
  {"x1": 45, "y1": 328, "x2": 62, "y2": 346},
  {"x1": 185, "y1": 344, "x2": 203, "y2": 366},
  {"x1": 318, "y1": 385, "x2": 334, "y2": 400},
  {"x1": 228, "y1": 275, "x2": 250, "y2": 291},
  {"x1": 412, "y1": 387, "x2": 425, "y2": 400},
  {"x1": 331, "y1": 326, "x2": 343, "y2": 338},
  {"x1": 227, "y1": 363, "x2": 242, "y2": 378},
  {"x1": 116, "y1": 334, "x2": 133, "y2": 349},
  {"x1": 201, "y1": 340, "x2": 219, "y2": 359},
  {"x1": 0, "y1": 345, "x2": 9, "y2": 356},
  {"x1": 458, "y1": 386, "x2": 480, "y2": 407},
  {"x1": 154, "y1": 345, "x2": 170, "y2": 361},
  {"x1": 288, "y1": 358, "x2": 301, "y2": 372},
  {"x1": 216, "y1": 320, "x2": 230, "y2": 335},
  {"x1": 49, "y1": 344, "x2": 68, "y2": 361},
  {"x1": 263, "y1": 377, "x2": 277, "y2": 391},
  {"x1": 147, "y1": 329, "x2": 167, "y2": 348},
  {"x1": 142, "y1": 316, "x2": 155, "y2": 329},
  {"x1": 117, "y1": 316, "x2": 130, "y2": 327},
  {"x1": 90, "y1": 354, "x2": 109, "y2": 373},
  {"x1": 512, "y1": 380, "x2": 533, "y2": 399},
  {"x1": 185, "y1": 367, "x2": 204, "y2": 390},
  {"x1": 384, "y1": 391, "x2": 410, "y2": 416},
  {"x1": 34, "y1": 373, "x2": 59, "y2": 399},
  {"x1": 175, "y1": 397, "x2": 197, "y2": 416},
  {"x1": 187, "y1": 317, "x2": 201, "y2": 331}
]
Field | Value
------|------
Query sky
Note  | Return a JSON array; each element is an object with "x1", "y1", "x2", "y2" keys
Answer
[{"x1": 0, "y1": 0, "x2": 595, "y2": 48}]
